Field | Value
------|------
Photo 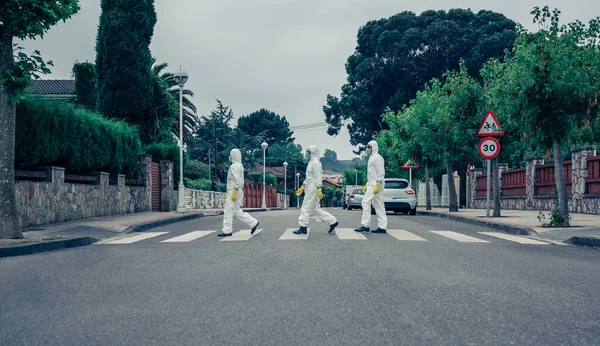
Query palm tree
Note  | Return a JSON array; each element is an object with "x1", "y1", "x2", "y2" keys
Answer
[{"x1": 151, "y1": 59, "x2": 198, "y2": 147}]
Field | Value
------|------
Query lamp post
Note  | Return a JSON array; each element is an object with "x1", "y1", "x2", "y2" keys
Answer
[
  {"x1": 174, "y1": 67, "x2": 188, "y2": 213},
  {"x1": 296, "y1": 172, "x2": 300, "y2": 208},
  {"x1": 261, "y1": 142, "x2": 268, "y2": 208},
  {"x1": 283, "y1": 162, "x2": 288, "y2": 209},
  {"x1": 355, "y1": 169, "x2": 358, "y2": 185}
]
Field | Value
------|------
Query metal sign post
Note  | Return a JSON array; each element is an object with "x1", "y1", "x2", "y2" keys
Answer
[
  {"x1": 486, "y1": 159, "x2": 491, "y2": 217},
  {"x1": 478, "y1": 137, "x2": 500, "y2": 217}
]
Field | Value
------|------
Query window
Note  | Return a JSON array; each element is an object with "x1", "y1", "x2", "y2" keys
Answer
[
  {"x1": 352, "y1": 189, "x2": 364, "y2": 195},
  {"x1": 384, "y1": 180, "x2": 409, "y2": 189}
]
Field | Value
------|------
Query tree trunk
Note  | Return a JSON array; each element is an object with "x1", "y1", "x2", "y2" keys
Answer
[
  {"x1": 425, "y1": 158, "x2": 431, "y2": 210},
  {"x1": 0, "y1": 34, "x2": 22, "y2": 239},
  {"x1": 447, "y1": 160, "x2": 458, "y2": 212},
  {"x1": 493, "y1": 157, "x2": 501, "y2": 217},
  {"x1": 553, "y1": 138, "x2": 570, "y2": 226}
]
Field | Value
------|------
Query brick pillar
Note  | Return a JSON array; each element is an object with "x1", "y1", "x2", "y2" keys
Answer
[
  {"x1": 160, "y1": 160, "x2": 175, "y2": 211},
  {"x1": 571, "y1": 146, "x2": 597, "y2": 213},
  {"x1": 498, "y1": 163, "x2": 509, "y2": 196},
  {"x1": 526, "y1": 157, "x2": 544, "y2": 209},
  {"x1": 137, "y1": 154, "x2": 152, "y2": 211},
  {"x1": 41, "y1": 166, "x2": 65, "y2": 184},
  {"x1": 117, "y1": 174, "x2": 126, "y2": 189}
]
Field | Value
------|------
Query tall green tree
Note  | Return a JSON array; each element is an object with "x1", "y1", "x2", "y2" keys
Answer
[
  {"x1": 237, "y1": 108, "x2": 295, "y2": 145},
  {"x1": 482, "y1": 7, "x2": 600, "y2": 225},
  {"x1": 0, "y1": 0, "x2": 80, "y2": 239},
  {"x1": 72, "y1": 61, "x2": 97, "y2": 111},
  {"x1": 324, "y1": 9, "x2": 516, "y2": 149},
  {"x1": 95, "y1": 0, "x2": 156, "y2": 139}
]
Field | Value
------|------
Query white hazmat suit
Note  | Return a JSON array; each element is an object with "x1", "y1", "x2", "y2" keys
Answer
[
  {"x1": 359, "y1": 140, "x2": 387, "y2": 231},
  {"x1": 296, "y1": 145, "x2": 338, "y2": 233},
  {"x1": 220, "y1": 148, "x2": 259, "y2": 236}
]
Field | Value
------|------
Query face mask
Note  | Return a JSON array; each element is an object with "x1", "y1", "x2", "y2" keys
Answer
[
  {"x1": 365, "y1": 148, "x2": 372, "y2": 155},
  {"x1": 304, "y1": 151, "x2": 311, "y2": 160},
  {"x1": 228, "y1": 155, "x2": 233, "y2": 163}
]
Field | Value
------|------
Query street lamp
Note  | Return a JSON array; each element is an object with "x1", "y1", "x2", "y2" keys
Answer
[
  {"x1": 283, "y1": 162, "x2": 288, "y2": 208},
  {"x1": 261, "y1": 142, "x2": 268, "y2": 208},
  {"x1": 296, "y1": 172, "x2": 300, "y2": 208},
  {"x1": 174, "y1": 66, "x2": 188, "y2": 213},
  {"x1": 355, "y1": 169, "x2": 358, "y2": 185}
]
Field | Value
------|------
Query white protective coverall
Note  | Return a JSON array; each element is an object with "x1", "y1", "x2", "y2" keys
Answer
[
  {"x1": 361, "y1": 140, "x2": 388, "y2": 229},
  {"x1": 222, "y1": 148, "x2": 258, "y2": 234},
  {"x1": 298, "y1": 145, "x2": 337, "y2": 227}
]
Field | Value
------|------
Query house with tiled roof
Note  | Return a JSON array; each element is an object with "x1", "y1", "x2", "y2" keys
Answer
[{"x1": 25, "y1": 79, "x2": 76, "y2": 100}]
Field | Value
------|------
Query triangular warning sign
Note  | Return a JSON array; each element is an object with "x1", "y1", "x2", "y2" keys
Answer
[
  {"x1": 477, "y1": 110, "x2": 504, "y2": 137},
  {"x1": 402, "y1": 160, "x2": 420, "y2": 169}
]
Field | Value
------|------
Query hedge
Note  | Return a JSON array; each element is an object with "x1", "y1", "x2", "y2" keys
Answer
[{"x1": 15, "y1": 97, "x2": 142, "y2": 177}]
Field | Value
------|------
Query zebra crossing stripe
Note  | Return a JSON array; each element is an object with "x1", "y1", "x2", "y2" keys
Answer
[
  {"x1": 430, "y1": 231, "x2": 489, "y2": 243},
  {"x1": 477, "y1": 232, "x2": 549, "y2": 245},
  {"x1": 160, "y1": 231, "x2": 216, "y2": 243},
  {"x1": 104, "y1": 232, "x2": 169, "y2": 244},
  {"x1": 220, "y1": 229, "x2": 263, "y2": 241},
  {"x1": 387, "y1": 229, "x2": 427, "y2": 241},
  {"x1": 335, "y1": 228, "x2": 367, "y2": 240},
  {"x1": 279, "y1": 228, "x2": 310, "y2": 240}
]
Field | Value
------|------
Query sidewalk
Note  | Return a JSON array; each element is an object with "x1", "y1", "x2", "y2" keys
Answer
[
  {"x1": 419, "y1": 208, "x2": 600, "y2": 248},
  {"x1": 0, "y1": 207, "x2": 276, "y2": 258}
]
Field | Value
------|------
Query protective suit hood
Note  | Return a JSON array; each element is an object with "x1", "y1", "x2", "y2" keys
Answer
[
  {"x1": 368, "y1": 140, "x2": 379, "y2": 156},
  {"x1": 308, "y1": 145, "x2": 320, "y2": 159},
  {"x1": 230, "y1": 148, "x2": 242, "y2": 163}
]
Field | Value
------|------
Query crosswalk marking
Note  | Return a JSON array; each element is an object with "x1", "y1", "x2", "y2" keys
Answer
[
  {"x1": 160, "y1": 231, "x2": 215, "y2": 243},
  {"x1": 104, "y1": 232, "x2": 169, "y2": 244},
  {"x1": 220, "y1": 229, "x2": 263, "y2": 242},
  {"x1": 430, "y1": 231, "x2": 489, "y2": 243},
  {"x1": 478, "y1": 232, "x2": 550, "y2": 245},
  {"x1": 335, "y1": 228, "x2": 367, "y2": 240},
  {"x1": 388, "y1": 229, "x2": 427, "y2": 241},
  {"x1": 279, "y1": 228, "x2": 310, "y2": 240}
]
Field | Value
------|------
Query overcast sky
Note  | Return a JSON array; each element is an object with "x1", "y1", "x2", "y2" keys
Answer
[{"x1": 21, "y1": 0, "x2": 600, "y2": 160}]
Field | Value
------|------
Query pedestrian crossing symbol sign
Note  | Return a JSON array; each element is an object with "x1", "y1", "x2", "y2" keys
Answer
[{"x1": 477, "y1": 110, "x2": 504, "y2": 137}]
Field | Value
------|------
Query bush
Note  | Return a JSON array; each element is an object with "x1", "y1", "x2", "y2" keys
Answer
[
  {"x1": 247, "y1": 172, "x2": 277, "y2": 187},
  {"x1": 184, "y1": 160, "x2": 209, "y2": 180},
  {"x1": 15, "y1": 97, "x2": 142, "y2": 177},
  {"x1": 144, "y1": 142, "x2": 181, "y2": 185},
  {"x1": 183, "y1": 178, "x2": 227, "y2": 192}
]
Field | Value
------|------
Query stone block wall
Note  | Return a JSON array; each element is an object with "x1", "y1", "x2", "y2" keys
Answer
[{"x1": 470, "y1": 147, "x2": 600, "y2": 214}]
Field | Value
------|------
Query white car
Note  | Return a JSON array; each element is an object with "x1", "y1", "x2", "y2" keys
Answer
[{"x1": 370, "y1": 178, "x2": 417, "y2": 215}]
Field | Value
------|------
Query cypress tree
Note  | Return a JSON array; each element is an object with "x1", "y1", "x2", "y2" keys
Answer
[{"x1": 95, "y1": 0, "x2": 157, "y2": 130}]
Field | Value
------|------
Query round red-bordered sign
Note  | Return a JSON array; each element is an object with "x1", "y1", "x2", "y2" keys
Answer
[{"x1": 478, "y1": 137, "x2": 500, "y2": 159}]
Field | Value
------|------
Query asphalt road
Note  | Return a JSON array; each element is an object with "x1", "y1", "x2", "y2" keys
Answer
[{"x1": 1, "y1": 209, "x2": 599, "y2": 346}]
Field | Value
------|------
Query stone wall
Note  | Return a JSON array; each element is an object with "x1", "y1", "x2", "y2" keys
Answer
[
  {"x1": 184, "y1": 188, "x2": 289, "y2": 209},
  {"x1": 470, "y1": 147, "x2": 600, "y2": 215}
]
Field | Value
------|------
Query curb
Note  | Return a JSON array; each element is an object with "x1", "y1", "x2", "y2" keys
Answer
[
  {"x1": 130, "y1": 213, "x2": 205, "y2": 233},
  {"x1": 563, "y1": 236, "x2": 600, "y2": 249},
  {"x1": 418, "y1": 211, "x2": 536, "y2": 236},
  {"x1": 0, "y1": 237, "x2": 97, "y2": 258}
]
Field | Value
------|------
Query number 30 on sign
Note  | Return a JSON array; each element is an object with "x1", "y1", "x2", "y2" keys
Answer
[{"x1": 478, "y1": 137, "x2": 500, "y2": 159}]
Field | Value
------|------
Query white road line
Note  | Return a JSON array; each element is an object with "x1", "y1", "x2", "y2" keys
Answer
[
  {"x1": 160, "y1": 231, "x2": 216, "y2": 243},
  {"x1": 279, "y1": 228, "x2": 310, "y2": 240},
  {"x1": 335, "y1": 228, "x2": 368, "y2": 240},
  {"x1": 478, "y1": 232, "x2": 550, "y2": 245},
  {"x1": 103, "y1": 232, "x2": 169, "y2": 244},
  {"x1": 220, "y1": 229, "x2": 263, "y2": 242},
  {"x1": 387, "y1": 229, "x2": 427, "y2": 241},
  {"x1": 430, "y1": 231, "x2": 489, "y2": 243}
]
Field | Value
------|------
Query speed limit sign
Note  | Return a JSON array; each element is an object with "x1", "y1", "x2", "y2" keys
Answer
[{"x1": 478, "y1": 137, "x2": 500, "y2": 159}]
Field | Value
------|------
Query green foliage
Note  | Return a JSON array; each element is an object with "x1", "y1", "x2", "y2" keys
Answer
[
  {"x1": 96, "y1": 0, "x2": 156, "y2": 134},
  {"x1": 15, "y1": 97, "x2": 142, "y2": 176},
  {"x1": 184, "y1": 178, "x2": 212, "y2": 191},
  {"x1": 266, "y1": 142, "x2": 303, "y2": 167},
  {"x1": 537, "y1": 208, "x2": 570, "y2": 227},
  {"x1": 324, "y1": 8, "x2": 517, "y2": 148},
  {"x1": 72, "y1": 61, "x2": 97, "y2": 111},
  {"x1": 343, "y1": 165, "x2": 367, "y2": 186},
  {"x1": 184, "y1": 160, "x2": 209, "y2": 180},
  {"x1": 0, "y1": 0, "x2": 80, "y2": 40},
  {"x1": 2, "y1": 45, "x2": 54, "y2": 102},
  {"x1": 237, "y1": 108, "x2": 294, "y2": 145},
  {"x1": 247, "y1": 172, "x2": 277, "y2": 187}
]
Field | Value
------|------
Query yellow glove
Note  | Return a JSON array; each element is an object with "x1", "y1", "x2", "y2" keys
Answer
[
  {"x1": 317, "y1": 188, "x2": 323, "y2": 200},
  {"x1": 374, "y1": 182, "x2": 381, "y2": 194},
  {"x1": 296, "y1": 185, "x2": 305, "y2": 196},
  {"x1": 362, "y1": 185, "x2": 367, "y2": 193},
  {"x1": 231, "y1": 189, "x2": 238, "y2": 202}
]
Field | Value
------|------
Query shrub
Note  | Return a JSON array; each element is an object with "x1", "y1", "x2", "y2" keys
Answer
[
  {"x1": 184, "y1": 160, "x2": 209, "y2": 180},
  {"x1": 184, "y1": 178, "x2": 212, "y2": 191},
  {"x1": 247, "y1": 172, "x2": 277, "y2": 187},
  {"x1": 15, "y1": 97, "x2": 142, "y2": 177}
]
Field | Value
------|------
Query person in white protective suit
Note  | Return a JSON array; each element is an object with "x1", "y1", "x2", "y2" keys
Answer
[
  {"x1": 217, "y1": 148, "x2": 260, "y2": 237},
  {"x1": 355, "y1": 140, "x2": 387, "y2": 234},
  {"x1": 294, "y1": 145, "x2": 339, "y2": 235}
]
